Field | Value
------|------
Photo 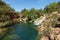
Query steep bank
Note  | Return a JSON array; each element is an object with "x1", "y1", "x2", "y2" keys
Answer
[{"x1": 36, "y1": 12, "x2": 60, "y2": 40}]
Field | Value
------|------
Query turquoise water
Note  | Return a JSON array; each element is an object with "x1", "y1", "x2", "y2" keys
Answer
[{"x1": 1, "y1": 23, "x2": 38, "y2": 40}]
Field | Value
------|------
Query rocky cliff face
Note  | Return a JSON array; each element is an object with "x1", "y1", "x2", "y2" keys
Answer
[{"x1": 36, "y1": 12, "x2": 60, "y2": 40}]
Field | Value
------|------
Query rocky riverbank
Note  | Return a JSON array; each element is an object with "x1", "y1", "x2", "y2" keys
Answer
[
  {"x1": 36, "y1": 12, "x2": 60, "y2": 40},
  {"x1": 0, "y1": 17, "x2": 20, "y2": 38},
  {"x1": 37, "y1": 27, "x2": 60, "y2": 40}
]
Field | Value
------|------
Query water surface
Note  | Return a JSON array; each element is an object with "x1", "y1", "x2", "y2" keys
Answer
[{"x1": 1, "y1": 23, "x2": 38, "y2": 40}]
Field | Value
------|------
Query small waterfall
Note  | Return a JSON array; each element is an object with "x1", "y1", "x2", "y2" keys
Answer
[{"x1": 34, "y1": 16, "x2": 46, "y2": 25}]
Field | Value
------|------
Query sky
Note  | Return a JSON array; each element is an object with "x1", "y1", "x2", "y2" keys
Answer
[{"x1": 3, "y1": 0, "x2": 59, "y2": 11}]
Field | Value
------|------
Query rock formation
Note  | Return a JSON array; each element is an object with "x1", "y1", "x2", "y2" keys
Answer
[{"x1": 36, "y1": 12, "x2": 60, "y2": 40}]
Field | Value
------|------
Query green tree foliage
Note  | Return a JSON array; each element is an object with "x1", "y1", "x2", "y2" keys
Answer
[
  {"x1": 0, "y1": 0, "x2": 19, "y2": 25},
  {"x1": 57, "y1": 1, "x2": 60, "y2": 13},
  {"x1": 21, "y1": 8, "x2": 28, "y2": 18},
  {"x1": 20, "y1": 8, "x2": 44, "y2": 22},
  {"x1": 57, "y1": 1, "x2": 60, "y2": 8},
  {"x1": 20, "y1": 1, "x2": 60, "y2": 22},
  {"x1": 44, "y1": 2, "x2": 58, "y2": 13},
  {"x1": 0, "y1": 0, "x2": 15, "y2": 15},
  {"x1": 44, "y1": 1, "x2": 60, "y2": 13},
  {"x1": 27, "y1": 8, "x2": 36, "y2": 21}
]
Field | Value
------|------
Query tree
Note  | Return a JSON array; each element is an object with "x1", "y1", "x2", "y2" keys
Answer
[
  {"x1": 44, "y1": 2, "x2": 58, "y2": 13},
  {"x1": 0, "y1": 0, "x2": 15, "y2": 15},
  {"x1": 57, "y1": 1, "x2": 60, "y2": 13},
  {"x1": 21, "y1": 8, "x2": 28, "y2": 18},
  {"x1": 0, "y1": 0, "x2": 19, "y2": 23}
]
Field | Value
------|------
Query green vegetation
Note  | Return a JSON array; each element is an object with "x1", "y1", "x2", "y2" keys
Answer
[
  {"x1": 0, "y1": 0, "x2": 60, "y2": 26},
  {"x1": 0, "y1": 0, "x2": 60, "y2": 40},
  {"x1": 0, "y1": 0, "x2": 20, "y2": 38},
  {"x1": 20, "y1": 1, "x2": 60, "y2": 23},
  {"x1": 0, "y1": 0, "x2": 20, "y2": 27}
]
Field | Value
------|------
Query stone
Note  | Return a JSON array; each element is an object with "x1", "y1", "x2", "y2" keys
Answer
[
  {"x1": 40, "y1": 36, "x2": 49, "y2": 40},
  {"x1": 50, "y1": 33, "x2": 55, "y2": 40},
  {"x1": 56, "y1": 34, "x2": 60, "y2": 40}
]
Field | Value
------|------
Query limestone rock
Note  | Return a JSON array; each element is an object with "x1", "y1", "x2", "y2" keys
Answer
[{"x1": 40, "y1": 36, "x2": 49, "y2": 40}]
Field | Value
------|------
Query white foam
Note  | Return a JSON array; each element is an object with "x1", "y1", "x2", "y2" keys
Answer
[{"x1": 34, "y1": 16, "x2": 46, "y2": 25}]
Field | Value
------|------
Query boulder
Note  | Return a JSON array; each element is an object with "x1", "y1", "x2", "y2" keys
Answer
[{"x1": 40, "y1": 36, "x2": 49, "y2": 40}]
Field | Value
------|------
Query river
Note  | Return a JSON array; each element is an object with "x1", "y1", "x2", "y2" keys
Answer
[{"x1": 1, "y1": 22, "x2": 38, "y2": 40}]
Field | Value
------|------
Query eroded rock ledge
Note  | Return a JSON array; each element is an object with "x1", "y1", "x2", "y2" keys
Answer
[{"x1": 36, "y1": 12, "x2": 60, "y2": 40}]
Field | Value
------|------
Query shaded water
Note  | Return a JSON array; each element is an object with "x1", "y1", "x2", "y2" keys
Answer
[{"x1": 1, "y1": 23, "x2": 38, "y2": 40}]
